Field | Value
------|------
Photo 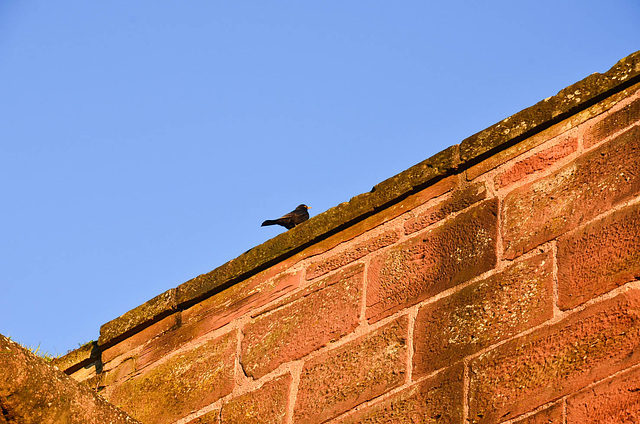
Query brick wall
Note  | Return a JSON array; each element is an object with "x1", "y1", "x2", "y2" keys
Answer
[{"x1": 54, "y1": 51, "x2": 640, "y2": 424}]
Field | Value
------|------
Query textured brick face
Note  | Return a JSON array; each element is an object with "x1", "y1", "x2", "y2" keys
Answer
[
  {"x1": 102, "y1": 313, "x2": 179, "y2": 364},
  {"x1": 502, "y1": 125, "x2": 640, "y2": 259},
  {"x1": 293, "y1": 316, "x2": 408, "y2": 424},
  {"x1": 367, "y1": 199, "x2": 498, "y2": 322},
  {"x1": 566, "y1": 366, "x2": 640, "y2": 424},
  {"x1": 584, "y1": 96, "x2": 640, "y2": 148},
  {"x1": 306, "y1": 230, "x2": 401, "y2": 280},
  {"x1": 468, "y1": 290, "x2": 640, "y2": 424},
  {"x1": 413, "y1": 252, "x2": 554, "y2": 375},
  {"x1": 221, "y1": 374, "x2": 291, "y2": 424},
  {"x1": 514, "y1": 403, "x2": 563, "y2": 424},
  {"x1": 241, "y1": 264, "x2": 363, "y2": 379},
  {"x1": 181, "y1": 270, "x2": 302, "y2": 338},
  {"x1": 404, "y1": 182, "x2": 487, "y2": 234},
  {"x1": 557, "y1": 201, "x2": 640, "y2": 310},
  {"x1": 107, "y1": 331, "x2": 237, "y2": 424},
  {"x1": 334, "y1": 364, "x2": 464, "y2": 424},
  {"x1": 495, "y1": 134, "x2": 578, "y2": 189},
  {"x1": 186, "y1": 410, "x2": 221, "y2": 424}
]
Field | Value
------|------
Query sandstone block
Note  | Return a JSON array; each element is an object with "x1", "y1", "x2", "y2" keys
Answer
[
  {"x1": 468, "y1": 290, "x2": 640, "y2": 423},
  {"x1": 333, "y1": 363, "x2": 463, "y2": 424},
  {"x1": 241, "y1": 264, "x2": 363, "y2": 379},
  {"x1": 495, "y1": 134, "x2": 578, "y2": 189},
  {"x1": 566, "y1": 366, "x2": 640, "y2": 423},
  {"x1": 293, "y1": 316, "x2": 408, "y2": 424},
  {"x1": 102, "y1": 313, "x2": 179, "y2": 364},
  {"x1": 181, "y1": 270, "x2": 302, "y2": 336},
  {"x1": 185, "y1": 410, "x2": 221, "y2": 424},
  {"x1": 584, "y1": 96, "x2": 640, "y2": 148},
  {"x1": 107, "y1": 331, "x2": 236, "y2": 424},
  {"x1": 404, "y1": 182, "x2": 487, "y2": 234},
  {"x1": 414, "y1": 252, "x2": 554, "y2": 375},
  {"x1": 221, "y1": 374, "x2": 291, "y2": 424},
  {"x1": 306, "y1": 230, "x2": 400, "y2": 280},
  {"x1": 367, "y1": 199, "x2": 498, "y2": 323},
  {"x1": 502, "y1": 125, "x2": 640, "y2": 259},
  {"x1": 512, "y1": 403, "x2": 563, "y2": 424},
  {"x1": 557, "y1": 201, "x2": 640, "y2": 310}
]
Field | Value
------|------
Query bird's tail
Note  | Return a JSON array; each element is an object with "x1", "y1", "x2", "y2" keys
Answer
[{"x1": 261, "y1": 219, "x2": 279, "y2": 227}]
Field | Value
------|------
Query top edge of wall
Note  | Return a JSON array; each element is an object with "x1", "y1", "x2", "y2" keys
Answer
[{"x1": 54, "y1": 49, "x2": 640, "y2": 370}]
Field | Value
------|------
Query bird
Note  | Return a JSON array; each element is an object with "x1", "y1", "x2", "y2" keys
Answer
[{"x1": 261, "y1": 204, "x2": 311, "y2": 230}]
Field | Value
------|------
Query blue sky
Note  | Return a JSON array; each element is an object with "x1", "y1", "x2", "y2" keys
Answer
[{"x1": 1, "y1": 1, "x2": 638, "y2": 356}]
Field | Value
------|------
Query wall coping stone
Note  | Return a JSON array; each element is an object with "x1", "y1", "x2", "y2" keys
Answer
[{"x1": 74, "y1": 50, "x2": 639, "y2": 367}]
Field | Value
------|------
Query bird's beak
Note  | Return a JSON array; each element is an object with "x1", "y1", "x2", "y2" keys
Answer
[{"x1": 308, "y1": 206, "x2": 312, "y2": 209}]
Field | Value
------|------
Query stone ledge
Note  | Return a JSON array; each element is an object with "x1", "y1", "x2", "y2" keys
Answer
[
  {"x1": 460, "y1": 51, "x2": 640, "y2": 163},
  {"x1": 95, "y1": 50, "x2": 640, "y2": 351},
  {"x1": 52, "y1": 341, "x2": 98, "y2": 374}
]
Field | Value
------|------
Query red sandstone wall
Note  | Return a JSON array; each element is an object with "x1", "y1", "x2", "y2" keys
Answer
[{"x1": 56, "y1": 63, "x2": 640, "y2": 423}]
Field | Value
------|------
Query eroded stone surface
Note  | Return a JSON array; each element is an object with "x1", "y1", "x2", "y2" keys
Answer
[
  {"x1": 566, "y1": 366, "x2": 640, "y2": 423},
  {"x1": 558, "y1": 201, "x2": 640, "y2": 310},
  {"x1": 512, "y1": 403, "x2": 563, "y2": 424},
  {"x1": 293, "y1": 316, "x2": 408, "y2": 424},
  {"x1": 106, "y1": 331, "x2": 236, "y2": 424},
  {"x1": 461, "y1": 50, "x2": 640, "y2": 163},
  {"x1": 221, "y1": 374, "x2": 291, "y2": 424},
  {"x1": 367, "y1": 200, "x2": 498, "y2": 322},
  {"x1": 414, "y1": 252, "x2": 554, "y2": 375},
  {"x1": 404, "y1": 182, "x2": 487, "y2": 234},
  {"x1": 469, "y1": 290, "x2": 640, "y2": 424},
  {"x1": 241, "y1": 264, "x2": 363, "y2": 379},
  {"x1": 502, "y1": 125, "x2": 640, "y2": 259},
  {"x1": 0, "y1": 334, "x2": 140, "y2": 424},
  {"x1": 334, "y1": 364, "x2": 464, "y2": 424}
]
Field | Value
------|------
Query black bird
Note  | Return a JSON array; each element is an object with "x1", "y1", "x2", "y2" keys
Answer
[{"x1": 261, "y1": 204, "x2": 311, "y2": 230}]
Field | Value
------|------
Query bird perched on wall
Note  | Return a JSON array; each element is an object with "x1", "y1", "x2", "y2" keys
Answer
[{"x1": 261, "y1": 204, "x2": 311, "y2": 230}]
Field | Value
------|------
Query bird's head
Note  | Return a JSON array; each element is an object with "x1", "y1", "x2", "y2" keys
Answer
[{"x1": 297, "y1": 204, "x2": 310, "y2": 211}]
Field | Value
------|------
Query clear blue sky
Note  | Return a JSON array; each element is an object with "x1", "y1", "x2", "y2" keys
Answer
[{"x1": 1, "y1": 1, "x2": 638, "y2": 356}]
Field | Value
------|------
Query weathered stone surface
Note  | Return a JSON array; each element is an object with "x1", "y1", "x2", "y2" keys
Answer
[
  {"x1": 52, "y1": 340, "x2": 97, "y2": 374},
  {"x1": 502, "y1": 124, "x2": 640, "y2": 259},
  {"x1": 185, "y1": 409, "x2": 221, "y2": 424},
  {"x1": 404, "y1": 182, "x2": 487, "y2": 234},
  {"x1": 181, "y1": 270, "x2": 302, "y2": 337},
  {"x1": 94, "y1": 52, "x2": 640, "y2": 356},
  {"x1": 175, "y1": 145, "x2": 460, "y2": 308},
  {"x1": 102, "y1": 357, "x2": 135, "y2": 386},
  {"x1": 512, "y1": 403, "x2": 563, "y2": 424},
  {"x1": 107, "y1": 331, "x2": 236, "y2": 424},
  {"x1": 334, "y1": 364, "x2": 464, "y2": 424},
  {"x1": 584, "y1": 95, "x2": 640, "y2": 148},
  {"x1": 414, "y1": 252, "x2": 554, "y2": 375},
  {"x1": 566, "y1": 366, "x2": 640, "y2": 423},
  {"x1": 367, "y1": 199, "x2": 498, "y2": 323},
  {"x1": 306, "y1": 230, "x2": 401, "y2": 280},
  {"x1": 241, "y1": 264, "x2": 363, "y2": 379},
  {"x1": 370, "y1": 145, "x2": 461, "y2": 203},
  {"x1": 557, "y1": 201, "x2": 640, "y2": 310},
  {"x1": 0, "y1": 334, "x2": 140, "y2": 424},
  {"x1": 99, "y1": 288, "x2": 178, "y2": 346},
  {"x1": 495, "y1": 133, "x2": 578, "y2": 189},
  {"x1": 102, "y1": 313, "x2": 179, "y2": 364},
  {"x1": 466, "y1": 82, "x2": 640, "y2": 182},
  {"x1": 461, "y1": 50, "x2": 640, "y2": 163},
  {"x1": 468, "y1": 290, "x2": 640, "y2": 424},
  {"x1": 293, "y1": 316, "x2": 408, "y2": 424},
  {"x1": 135, "y1": 316, "x2": 210, "y2": 371},
  {"x1": 221, "y1": 374, "x2": 291, "y2": 424},
  {"x1": 69, "y1": 362, "x2": 98, "y2": 384}
]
